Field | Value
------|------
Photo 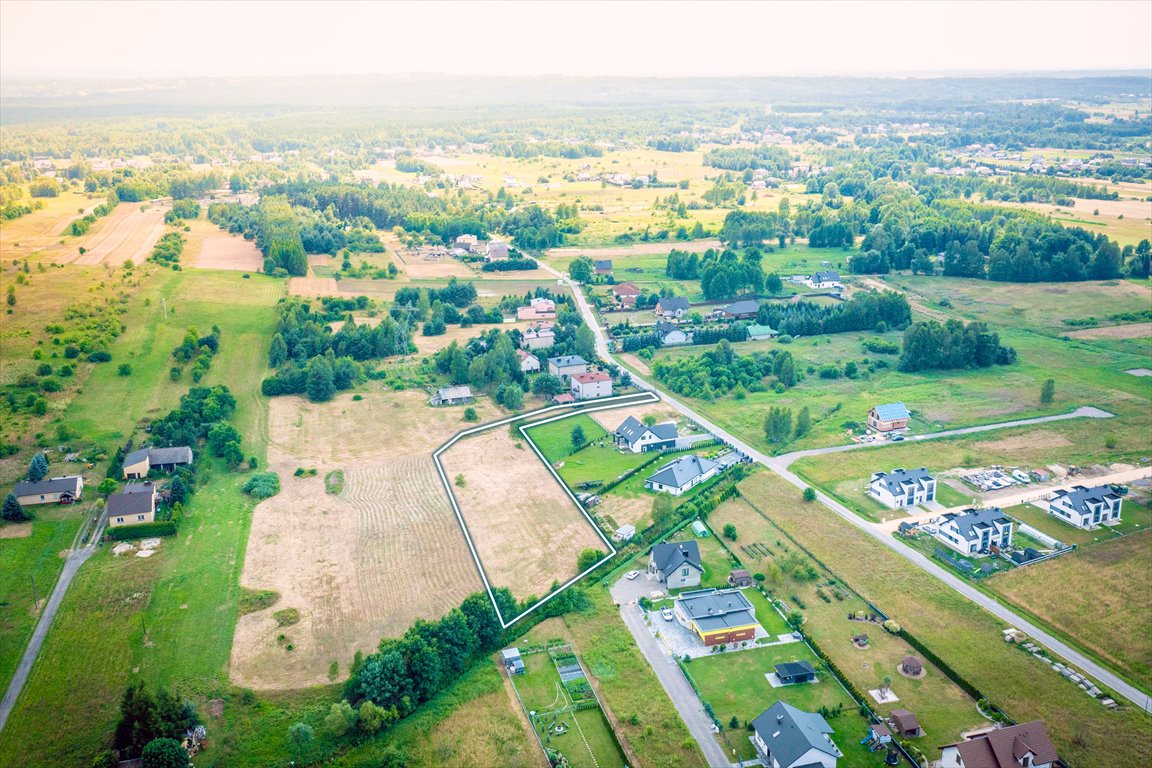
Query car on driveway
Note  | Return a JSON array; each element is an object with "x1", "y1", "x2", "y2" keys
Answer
[
  {"x1": 661, "y1": 607, "x2": 674, "y2": 621},
  {"x1": 625, "y1": 570, "x2": 641, "y2": 580}
]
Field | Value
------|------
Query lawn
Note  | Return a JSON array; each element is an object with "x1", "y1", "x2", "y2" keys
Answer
[
  {"x1": 526, "y1": 414, "x2": 610, "y2": 462},
  {"x1": 1003, "y1": 504, "x2": 1109, "y2": 547},
  {"x1": 731, "y1": 472, "x2": 1152, "y2": 768},
  {"x1": 933, "y1": 480, "x2": 973, "y2": 508},
  {"x1": 689, "y1": 528, "x2": 739, "y2": 591},
  {"x1": 683, "y1": 645, "x2": 875, "y2": 766},
  {"x1": 0, "y1": 504, "x2": 89, "y2": 692},
  {"x1": 555, "y1": 441, "x2": 657, "y2": 489}
]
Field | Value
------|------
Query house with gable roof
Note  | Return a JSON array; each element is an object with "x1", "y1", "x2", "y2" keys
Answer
[
  {"x1": 869, "y1": 468, "x2": 936, "y2": 509},
  {"x1": 938, "y1": 721, "x2": 1058, "y2": 768},
  {"x1": 1047, "y1": 484, "x2": 1123, "y2": 529},
  {"x1": 645, "y1": 454, "x2": 720, "y2": 496},
  {"x1": 936, "y1": 507, "x2": 1013, "y2": 557},
  {"x1": 867, "y1": 402, "x2": 910, "y2": 432},
  {"x1": 751, "y1": 701, "x2": 842, "y2": 768},
  {"x1": 648, "y1": 540, "x2": 703, "y2": 588},
  {"x1": 614, "y1": 415, "x2": 678, "y2": 453}
]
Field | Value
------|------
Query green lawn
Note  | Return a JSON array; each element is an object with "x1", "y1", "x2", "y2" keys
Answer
[
  {"x1": 690, "y1": 529, "x2": 738, "y2": 591},
  {"x1": 555, "y1": 441, "x2": 656, "y2": 489},
  {"x1": 0, "y1": 504, "x2": 89, "y2": 692},
  {"x1": 526, "y1": 414, "x2": 610, "y2": 462},
  {"x1": 933, "y1": 480, "x2": 973, "y2": 508},
  {"x1": 684, "y1": 645, "x2": 879, "y2": 766},
  {"x1": 742, "y1": 587, "x2": 792, "y2": 636}
]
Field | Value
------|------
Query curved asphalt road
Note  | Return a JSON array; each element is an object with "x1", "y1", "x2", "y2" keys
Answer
[
  {"x1": 0, "y1": 510, "x2": 106, "y2": 733},
  {"x1": 542, "y1": 262, "x2": 1152, "y2": 716}
]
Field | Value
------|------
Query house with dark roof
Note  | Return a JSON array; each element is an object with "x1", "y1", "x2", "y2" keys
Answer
[
  {"x1": 936, "y1": 508, "x2": 1013, "y2": 557},
  {"x1": 751, "y1": 701, "x2": 842, "y2": 768},
  {"x1": 14, "y1": 476, "x2": 84, "y2": 506},
  {"x1": 1047, "y1": 484, "x2": 1123, "y2": 529},
  {"x1": 648, "y1": 540, "x2": 703, "y2": 588},
  {"x1": 122, "y1": 447, "x2": 194, "y2": 480},
  {"x1": 645, "y1": 454, "x2": 720, "y2": 496},
  {"x1": 720, "y1": 299, "x2": 760, "y2": 320},
  {"x1": 774, "y1": 660, "x2": 818, "y2": 685},
  {"x1": 867, "y1": 402, "x2": 910, "y2": 433},
  {"x1": 614, "y1": 416, "x2": 678, "y2": 453},
  {"x1": 594, "y1": 259, "x2": 613, "y2": 275},
  {"x1": 938, "y1": 721, "x2": 1058, "y2": 768},
  {"x1": 655, "y1": 320, "x2": 692, "y2": 346},
  {"x1": 547, "y1": 355, "x2": 589, "y2": 378},
  {"x1": 430, "y1": 386, "x2": 474, "y2": 406},
  {"x1": 674, "y1": 588, "x2": 760, "y2": 646},
  {"x1": 655, "y1": 296, "x2": 691, "y2": 320},
  {"x1": 805, "y1": 270, "x2": 842, "y2": 290},
  {"x1": 869, "y1": 468, "x2": 936, "y2": 509},
  {"x1": 107, "y1": 483, "x2": 157, "y2": 528}
]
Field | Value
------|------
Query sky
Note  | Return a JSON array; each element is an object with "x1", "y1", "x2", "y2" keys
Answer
[{"x1": 2, "y1": 0, "x2": 1150, "y2": 79}]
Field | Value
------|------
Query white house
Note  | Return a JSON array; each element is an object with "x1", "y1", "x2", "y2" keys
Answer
[
  {"x1": 751, "y1": 701, "x2": 841, "y2": 768},
  {"x1": 517, "y1": 349, "x2": 541, "y2": 374},
  {"x1": 648, "y1": 540, "x2": 703, "y2": 588},
  {"x1": 935, "y1": 508, "x2": 1013, "y2": 557},
  {"x1": 938, "y1": 721, "x2": 1058, "y2": 768},
  {"x1": 454, "y1": 234, "x2": 479, "y2": 252},
  {"x1": 614, "y1": 416, "x2": 678, "y2": 453},
  {"x1": 1046, "y1": 485, "x2": 1123, "y2": 529},
  {"x1": 869, "y1": 468, "x2": 936, "y2": 509},
  {"x1": 805, "y1": 270, "x2": 842, "y2": 290},
  {"x1": 655, "y1": 321, "x2": 692, "y2": 346},
  {"x1": 570, "y1": 371, "x2": 612, "y2": 400},
  {"x1": 645, "y1": 455, "x2": 719, "y2": 496},
  {"x1": 655, "y1": 296, "x2": 690, "y2": 320},
  {"x1": 548, "y1": 355, "x2": 589, "y2": 377},
  {"x1": 521, "y1": 324, "x2": 555, "y2": 350}
]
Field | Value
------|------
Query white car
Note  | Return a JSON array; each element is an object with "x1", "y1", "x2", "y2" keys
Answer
[
  {"x1": 661, "y1": 607, "x2": 674, "y2": 621},
  {"x1": 625, "y1": 570, "x2": 641, "y2": 581}
]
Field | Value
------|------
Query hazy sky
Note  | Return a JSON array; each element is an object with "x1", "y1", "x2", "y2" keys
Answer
[{"x1": 2, "y1": 0, "x2": 1150, "y2": 79}]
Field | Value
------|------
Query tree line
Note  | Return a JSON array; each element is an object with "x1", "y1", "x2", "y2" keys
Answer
[
  {"x1": 756, "y1": 291, "x2": 910, "y2": 337},
  {"x1": 652, "y1": 340, "x2": 797, "y2": 400},
  {"x1": 899, "y1": 319, "x2": 1017, "y2": 372}
]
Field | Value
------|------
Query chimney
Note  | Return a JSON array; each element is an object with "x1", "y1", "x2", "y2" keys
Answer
[{"x1": 777, "y1": 714, "x2": 784, "y2": 723}]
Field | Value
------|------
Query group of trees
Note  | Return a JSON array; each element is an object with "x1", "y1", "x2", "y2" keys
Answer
[
  {"x1": 718, "y1": 208, "x2": 791, "y2": 249},
  {"x1": 107, "y1": 680, "x2": 201, "y2": 762},
  {"x1": 652, "y1": 340, "x2": 796, "y2": 399},
  {"x1": 208, "y1": 196, "x2": 307, "y2": 275},
  {"x1": 757, "y1": 291, "x2": 910, "y2": 337},
  {"x1": 147, "y1": 232, "x2": 185, "y2": 267},
  {"x1": 150, "y1": 385, "x2": 244, "y2": 468},
  {"x1": 899, "y1": 319, "x2": 1017, "y2": 372},
  {"x1": 704, "y1": 144, "x2": 794, "y2": 173},
  {"x1": 171, "y1": 325, "x2": 220, "y2": 383}
]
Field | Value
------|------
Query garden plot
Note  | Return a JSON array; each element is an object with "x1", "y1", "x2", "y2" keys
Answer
[
  {"x1": 232, "y1": 390, "x2": 495, "y2": 689},
  {"x1": 190, "y1": 235, "x2": 263, "y2": 271},
  {"x1": 439, "y1": 427, "x2": 606, "y2": 604}
]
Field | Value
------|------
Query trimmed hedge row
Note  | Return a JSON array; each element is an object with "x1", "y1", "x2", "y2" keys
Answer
[{"x1": 106, "y1": 521, "x2": 177, "y2": 541}]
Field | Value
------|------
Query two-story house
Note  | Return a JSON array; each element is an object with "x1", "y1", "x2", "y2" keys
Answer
[
  {"x1": 648, "y1": 540, "x2": 703, "y2": 588},
  {"x1": 614, "y1": 416, "x2": 678, "y2": 453},
  {"x1": 935, "y1": 508, "x2": 1013, "y2": 557},
  {"x1": 869, "y1": 468, "x2": 936, "y2": 509},
  {"x1": 1046, "y1": 484, "x2": 1123, "y2": 530}
]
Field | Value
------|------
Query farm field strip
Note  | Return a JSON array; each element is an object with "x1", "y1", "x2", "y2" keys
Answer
[{"x1": 432, "y1": 392, "x2": 657, "y2": 626}]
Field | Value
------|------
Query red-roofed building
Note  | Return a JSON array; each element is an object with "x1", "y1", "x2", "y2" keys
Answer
[
  {"x1": 570, "y1": 371, "x2": 612, "y2": 401},
  {"x1": 939, "y1": 722, "x2": 1058, "y2": 768}
]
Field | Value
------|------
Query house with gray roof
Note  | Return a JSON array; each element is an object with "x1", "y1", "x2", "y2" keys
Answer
[
  {"x1": 805, "y1": 270, "x2": 842, "y2": 289},
  {"x1": 547, "y1": 355, "x2": 588, "y2": 378},
  {"x1": 594, "y1": 259, "x2": 613, "y2": 274},
  {"x1": 429, "y1": 385, "x2": 474, "y2": 406},
  {"x1": 500, "y1": 647, "x2": 525, "y2": 675},
  {"x1": 751, "y1": 700, "x2": 842, "y2": 768},
  {"x1": 867, "y1": 402, "x2": 910, "y2": 432},
  {"x1": 674, "y1": 588, "x2": 760, "y2": 646},
  {"x1": 720, "y1": 299, "x2": 761, "y2": 320},
  {"x1": 655, "y1": 320, "x2": 692, "y2": 346},
  {"x1": 936, "y1": 507, "x2": 1013, "y2": 557},
  {"x1": 648, "y1": 540, "x2": 703, "y2": 588},
  {"x1": 869, "y1": 468, "x2": 936, "y2": 509},
  {"x1": 645, "y1": 454, "x2": 720, "y2": 496},
  {"x1": 655, "y1": 296, "x2": 691, "y2": 320},
  {"x1": 774, "y1": 661, "x2": 818, "y2": 685},
  {"x1": 614, "y1": 416, "x2": 678, "y2": 453},
  {"x1": 1047, "y1": 484, "x2": 1123, "y2": 529},
  {"x1": 14, "y1": 475, "x2": 84, "y2": 506},
  {"x1": 122, "y1": 446, "x2": 194, "y2": 480},
  {"x1": 107, "y1": 482, "x2": 158, "y2": 528}
]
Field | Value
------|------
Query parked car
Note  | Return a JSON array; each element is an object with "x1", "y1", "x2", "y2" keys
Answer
[
  {"x1": 890, "y1": 434, "x2": 905, "y2": 442},
  {"x1": 625, "y1": 570, "x2": 641, "y2": 580},
  {"x1": 661, "y1": 607, "x2": 674, "y2": 621}
]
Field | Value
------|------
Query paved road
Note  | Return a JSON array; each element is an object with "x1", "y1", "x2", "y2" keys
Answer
[
  {"x1": 609, "y1": 576, "x2": 736, "y2": 768},
  {"x1": 543, "y1": 263, "x2": 1152, "y2": 715},
  {"x1": 0, "y1": 509, "x2": 106, "y2": 733}
]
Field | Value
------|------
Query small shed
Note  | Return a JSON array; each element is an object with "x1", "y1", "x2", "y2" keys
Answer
[
  {"x1": 774, "y1": 661, "x2": 817, "y2": 685},
  {"x1": 501, "y1": 648, "x2": 525, "y2": 675},
  {"x1": 901, "y1": 655, "x2": 924, "y2": 676},
  {"x1": 890, "y1": 709, "x2": 922, "y2": 738},
  {"x1": 690, "y1": 520, "x2": 709, "y2": 537},
  {"x1": 728, "y1": 569, "x2": 753, "y2": 588},
  {"x1": 612, "y1": 524, "x2": 636, "y2": 542},
  {"x1": 868, "y1": 723, "x2": 892, "y2": 744},
  {"x1": 430, "y1": 386, "x2": 474, "y2": 406}
]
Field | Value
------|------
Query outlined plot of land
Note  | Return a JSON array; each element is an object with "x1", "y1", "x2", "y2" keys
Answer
[{"x1": 432, "y1": 392, "x2": 659, "y2": 627}]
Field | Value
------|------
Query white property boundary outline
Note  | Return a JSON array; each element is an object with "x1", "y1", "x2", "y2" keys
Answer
[{"x1": 432, "y1": 391, "x2": 660, "y2": 627}]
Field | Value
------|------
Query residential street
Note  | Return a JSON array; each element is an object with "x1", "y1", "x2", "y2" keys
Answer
[
  {"x1": 609, "y1": 576, "x2": 738, "y2": 768},
  {"x1": 0, "y1": 509, "x2": 106, "y2": 732},
  {"x1": 541, "y1": 262, "x2": 1152, "y2": 715}
]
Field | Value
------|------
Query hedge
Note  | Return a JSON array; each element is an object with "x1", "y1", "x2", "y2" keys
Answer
[
  {"x1": 897, "y1": 626, "x2": 1012, "y2": 723},
  {"x1": 106, "y1": 521, "x2": 177, "y2": 541}
]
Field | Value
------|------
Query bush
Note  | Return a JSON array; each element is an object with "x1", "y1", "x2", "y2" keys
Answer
[
  {"x1": 88, "y1": 350, "x2": 112, "y2": 363},
  {"x1": 802, "y1": 487, "x2": 817, "y2": 502},
  {"x1": 118, "y1": 363, "x2": 133, "y2": 377},
  {"x1": 242, "y1": 472, "x2": 281, "y2": 499}
]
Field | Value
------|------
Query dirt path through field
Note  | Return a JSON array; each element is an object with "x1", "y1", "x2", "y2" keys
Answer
[{"x1": 1067, "y1": 322, "x2": 1152, "y2": 340}]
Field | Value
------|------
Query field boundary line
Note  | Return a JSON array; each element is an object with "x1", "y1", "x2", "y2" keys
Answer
[{"x1": 432, "y1": 391, "x2": 658, "y2": 627}]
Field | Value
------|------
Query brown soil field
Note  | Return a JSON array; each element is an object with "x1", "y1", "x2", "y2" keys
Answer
[
  {"x1": 990, "y1": 531, "x2": 1152, "y2": 692},
  {"x1": 439, "y1": 428, "x2": 605, "y2": 604},
  {"x1": 396, "y1": 250, "x2": 479, "y2": 279},
  {"x1": 70, "y1": 204, "x2": 167, "y2": 266},
  {"x1": 287, "y1": 276, "x2": 340, "y2": 297},
  {"x1": 232, "y1": 390, "x2": 498, "y2": 688},
  {"x1": 547, "y1": 239, "x2": 722, "y2": 259},
  {"x1": 1068, "y1": 322, "x2": 1152, "y2": 340},
  {"x1": 191, "y1": 235, "x2": 263, "y2": 271},
  {"x1": 972, "y1": 429, "x2": 1072, "y2": 454},
  {"x1": 587, "y1": 403, "x2": 682, "y2": 433},
  {"x1": 411, "y1": 320, "x2": 535, "y2": 355}
]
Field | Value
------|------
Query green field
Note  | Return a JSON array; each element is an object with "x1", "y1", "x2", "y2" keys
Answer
[
  {"x1": 526, "y1": 414, "x2": 610, "y2": 461},
  {"x1": 684, "y1": 644, "x2": 877, "y2": 765},
  {"x1": 1004, "y1": 500, "x2": 1152, "y2": 547}
]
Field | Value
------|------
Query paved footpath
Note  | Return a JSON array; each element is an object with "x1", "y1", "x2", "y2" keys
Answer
[
  {"x1": 0, "y1": 511, "x2": 105, "y2": 733},
  {"x1": 541, "y1": 261, "x2": 1152, "y2": 717}
]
